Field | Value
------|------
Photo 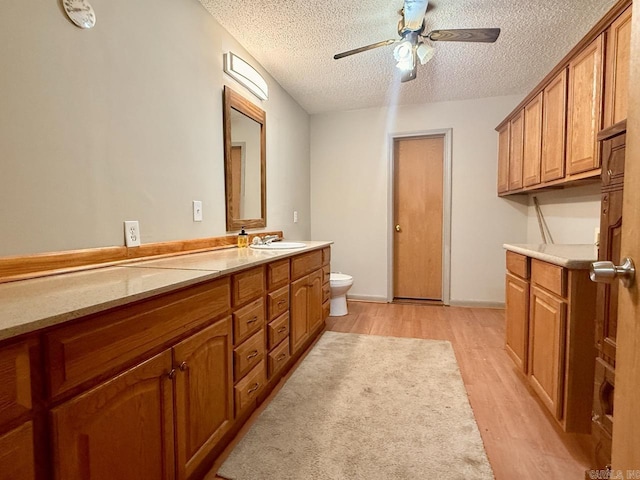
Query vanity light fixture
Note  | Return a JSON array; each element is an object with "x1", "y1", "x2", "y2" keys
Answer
[{"x1": 223, "y1": 52, "x2": 269, "y2": 101}]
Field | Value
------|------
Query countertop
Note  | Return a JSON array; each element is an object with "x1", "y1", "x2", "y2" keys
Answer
[
  {"x1": 503, "y1": 243, "x2": 597, "y2": 269},
  {"x1": 0, "y1": 241, "x2": 332, "y2": 343}
]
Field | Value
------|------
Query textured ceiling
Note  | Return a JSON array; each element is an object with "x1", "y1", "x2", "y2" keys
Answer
[{"x1": 199, "y1": 0, "x2": 618, "y2": 114}]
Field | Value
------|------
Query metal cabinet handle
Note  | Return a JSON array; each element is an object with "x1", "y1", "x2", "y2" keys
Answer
[
  {"x1": 247, "y1": 382, "x2": 260, "y2": 394},
  {"x1": 277, "y1": 326, "x2": 287, "y2": 333},
  {"x1": 590, "y1": 258, "x2": 636, "y2": 287},
  {"x1": 247, "y1": 350, "x2": 259, "y2": 360},
  {"x1": 277, "y1": 299, "x2": 286, "y2": 306},
  {"x1": 167, "y1": 369, "x2": 177, "y2": 380},
  {"x1": 246, "y1": 316, "x2": 258, "y2": 325},
  {"x1": 276, "y1": 353, "x2": 287, "y2": 361},
  {"x1": 179, "y1": 361, "x2": 188, "y2": 371}
]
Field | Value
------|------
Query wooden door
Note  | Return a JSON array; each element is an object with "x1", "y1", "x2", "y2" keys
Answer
[
  {"x1": 173, "y1": 318, "x2": 233, "y2": 480},
  {"x1": 50, "y1": 351, "x2": 175, "y2": 480},
  {"x1": 567, "y1": 35, "x2": 604, "y2": 175},
  {"x1": 523, "y1": 92, "x2": 543, "y2": 187},
  {"x1": 0, "y1": 422, "x2": 35, "y2": 480},
  {"x1": 541, "y1": 69, "x2": 567, "y2": 182},
  {"x1": 528, "y1": 287, "x2": 567, "y2": 419},
  {"x1": 307, "y1": 269, "x2": 323, "y2": 333},
  {"x1": 603, "y1": 6, "x2": 632, "y2": 129},
  {"x1": 497, "y1": 123, "x2": 510, "y2": 193},
  {"x1": 393, "y1": 135, "x2": 444, "y2": 301},
  {"x1": 611, "y1": 4, "x2": 640, "y2": 469},
  {"x1": 509, "y1": 111, "x2": 524, "y2": 190},
  {"x1": 505, "y1": 273, "x2": 530, "y2": 372},
  {"x1": 290, "y1": 276, "x2": 309, "y2": 354}
]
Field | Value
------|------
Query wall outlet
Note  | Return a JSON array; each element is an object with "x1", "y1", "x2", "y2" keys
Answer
[
  {"x1": 293, "y1": 210, "x2": 298, "y2": 223},
  {"x1": 193, "y1": 200, "x2": 203, "y2": 222},
  {"x1": 124, "y1": 221, "x2": 141, "y2": 247}
]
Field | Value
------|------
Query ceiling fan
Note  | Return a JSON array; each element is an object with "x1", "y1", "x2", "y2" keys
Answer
[{"x1": 333, "y1": 0, "x2": 501, "y2": 82}]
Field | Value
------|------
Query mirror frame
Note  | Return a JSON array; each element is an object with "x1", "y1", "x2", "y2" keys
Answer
[{"x1": 223, "y1": 85, "x2": 266, "y2": 231}]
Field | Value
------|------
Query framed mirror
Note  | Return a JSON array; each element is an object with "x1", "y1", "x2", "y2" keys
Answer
[{"x1": 223, "y1": 85, "x2": 266, "y2": 231}]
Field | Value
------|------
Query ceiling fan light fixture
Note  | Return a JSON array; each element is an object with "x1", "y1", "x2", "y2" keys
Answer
[
  {"x1": 416, "y1": 42, "x2": 434, "y2": 65},
  {"x1": 393, "y1": 41, "x2": 415, "y2": 71}
]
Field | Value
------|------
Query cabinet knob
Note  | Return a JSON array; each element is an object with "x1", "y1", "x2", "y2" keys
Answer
[
  {"x1": 395, "y1": 224, "x2": 401, "y2": 232},
  {"x1": 167, "y1": 369, "x2": 177, "y2": 380},
  {"x1": 590, "y1": 258, "x2": 635, "y2": 287},
  {"x1": 179, "y1": 361, "x2": 188, "y2": 371}
]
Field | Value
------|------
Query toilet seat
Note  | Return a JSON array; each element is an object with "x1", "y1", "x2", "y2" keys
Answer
[{"x1": 330, "y1": 273, "x2": 352, "y2": 287}]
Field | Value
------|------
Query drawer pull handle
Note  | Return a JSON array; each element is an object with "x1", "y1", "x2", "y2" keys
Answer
[
  {"x1": 167, "y1": 369, "x2": 177, "y2": 380},
  {"x1": 277, "y1": 300, "x2": 286, "y2": 306},
  {"x1": 247, "y1": 350, "x2": 259, "y2": 360},
  {"x1": 277, "y1": 326, "x2": 287, "y2": 333},
  {"x1": 247, "y1": 383, "x2": 260, "y2": 394},
  {"x1": 179, "y1": 361, "x2": 188, "y2": 371},
  {"x1": 276, "y1": 353, "x2": 287, "y2": 361},
  {"x1": 246, "y1": 316, "x2": 258, "y2": 325}
]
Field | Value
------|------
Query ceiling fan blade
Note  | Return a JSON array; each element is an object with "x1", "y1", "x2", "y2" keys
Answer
[
  {"x1": 402, "y1": 0, "x2": 429, "y2": 31},
  {"x1": 426, "y1": 28, "x2": 501, "y2": 43},
  {"x1": 333, "y1": 39, "x2": 397, "y2": 60}
]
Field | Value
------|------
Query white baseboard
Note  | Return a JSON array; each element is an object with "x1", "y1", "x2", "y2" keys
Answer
[
  {"x1": 449, "y1": 300, "x2": 505, "y2": 309},
  {"x1": 347, "y1": 294, "x2": 388, "y2": 303}
]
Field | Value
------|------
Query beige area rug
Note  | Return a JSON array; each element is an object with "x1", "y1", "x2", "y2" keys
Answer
[{"x1": 218, "y1": 332, "x2": 494, "y2": 480}]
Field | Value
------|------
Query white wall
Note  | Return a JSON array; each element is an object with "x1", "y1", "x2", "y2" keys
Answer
[
  {"x1": 310, "y1": 95, "x2": 528, "y2": 305},
  {"x1": 0, "y1": 0, "x2": 310, "y2": 256},
  {"x1": 526, "y1": 184, "x2": 601, "y2": 244}
]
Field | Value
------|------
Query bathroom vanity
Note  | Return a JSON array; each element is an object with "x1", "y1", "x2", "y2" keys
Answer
[
  {"x1": 0, "y1": 241, "x2": 331, "y2": 480},
  {"x1": 503, "y1": 244, "x2": 597, "y2": 433}
]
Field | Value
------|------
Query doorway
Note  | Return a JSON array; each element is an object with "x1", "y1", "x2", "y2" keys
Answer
[{"x1": 389, "y1": 130, "x2": 451, "y2": 304}]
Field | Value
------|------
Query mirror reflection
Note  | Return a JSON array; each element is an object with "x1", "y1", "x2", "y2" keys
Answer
[{"x1": 223, "y1": 86, "x2": 266, "y2": 231}]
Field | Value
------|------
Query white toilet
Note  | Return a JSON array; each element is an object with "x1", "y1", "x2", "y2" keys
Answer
[{"x1": 329, "y1": 273, "x2": 354, "y2": 317}]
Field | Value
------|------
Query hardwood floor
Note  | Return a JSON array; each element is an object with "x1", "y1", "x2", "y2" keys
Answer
[{"x1": 209, "y1": 301, "x2": 594, "y2": 479}]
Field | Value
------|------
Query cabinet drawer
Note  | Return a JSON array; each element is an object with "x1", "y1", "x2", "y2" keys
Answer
[
  {"x1": 234, "y1": 361, "x2": 266, "y2": 414},
  {"x1": 234, "y1": 330, "x2": 265, "y2": 381},
  {"x1": 267, "y1": 312, "x2": 289, "y2": 350},
  {"x1": 233, "y1": 297, "x2": 265, "y2": 345},
  {"x1": 268, "y1": 338, "x2": 290, "y2": 378},
  {"x1": 291, "y1": 250, "x2": 322, "y2": 280},
  {"x1": 46, "y1": 278, "x2": 230, "y2": 399},
  {"x1": 0, "y1": 340, "x2": 33, "y2": 426},
  {"x1": 531, "y1": 259, "x2": 566, "y2": 297},
  {"x1": 506, "y1": 251, "x2": 529, "y2": 278},
  {"x1": 322, "y1": 283, "x2": 331, "y2": 304},
  {"x1": 268, "y1": 286, "x2": 289, "y2": 321},
  {"x1": 267, "y1": 259, "x2": 290, "y2": 291},
  {"x1": 322, "y1": 247, "x2": 331, "y2": 266},
  {"x1": 322, "y1": 265, "x2": 330, "y2": 285},
  {"x1": 232, "y1": 266, "x2": 265, "y2": 308}
]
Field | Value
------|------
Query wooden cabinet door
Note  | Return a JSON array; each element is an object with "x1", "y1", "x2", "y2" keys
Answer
[
  {"x1": 523, "y1": 92, "x2": 543, "y2": 187},
  {"x1": 290, "y1": 276, "x2": 309, "y2": 355},
  {"x1": 508, "y1": 110, "x2": 524, "y2": 190},
  {"x1": 603, "y1": 6, "x2": 632, "y2": 128},
  {"x1": 50, "y1": 351, "x2": 175, "y2": 480},
  {"x1": 528, "y1": 287, "x2": 567, "y2": 419},
  {"x1": 173, "y1": 318, "x2": 233, "y2": 480},
  {"x1": 567, "y1": 35, "x2": 604, "y2": 175},
  {"x1": 541, "y1": 69, "x2": 567, "y2": 182},
  {"x1": 0, "y1": 422, "x2": 35, "y2": 480},
  {"x1": 505, "y1": 273, "x2": 530, "y2": 372},
  {"x1": 307, "y1": 270, "x2": 323, "y2": 333},
  {"x1": 497, "y1": 123, "x2": 510, "y2": 193}
]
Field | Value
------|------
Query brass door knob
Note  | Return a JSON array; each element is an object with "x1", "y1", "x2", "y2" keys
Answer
[{"x1": 395, "y1": 225, "x2": 401, "y2": 232}]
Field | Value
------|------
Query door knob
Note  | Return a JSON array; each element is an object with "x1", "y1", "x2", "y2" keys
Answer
[
  {"x1": 590, "y1": 258, "x2": 635, "y2": 287},
  {"x1": 395, "y1": 224, "x2": 401, "y2": 232}
]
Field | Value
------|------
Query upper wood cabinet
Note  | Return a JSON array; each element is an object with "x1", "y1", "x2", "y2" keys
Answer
[
  {"x1": 541, "y1": 69, "x2": 568, "y2": 182},
  {"x1": 523, "y1": 93, "x2": 543, "y2": 187},
  {"x1": 566, "y1": 34, "x2": 604, "y2": 175},
  {"x1": 604, "y1": 6, "x2": 632, "y2": 128},
  {"x1": 508, "y1": 110, "x2": 524, "y2": 191},
  {"x1": 497, "y1": 123, "x2": 510, "y2": 193},
  {"x1": 496, "y1": 0, "x2": 630, "y2": 195}
]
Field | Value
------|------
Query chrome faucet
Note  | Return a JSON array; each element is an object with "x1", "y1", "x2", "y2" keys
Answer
[{"x1": 251, "y1": 235, "x2": 281, "y2": 245}]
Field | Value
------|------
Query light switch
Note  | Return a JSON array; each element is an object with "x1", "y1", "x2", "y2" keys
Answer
[{"x1": 193, "y1": 201, "x2": 203, "y2": 222}]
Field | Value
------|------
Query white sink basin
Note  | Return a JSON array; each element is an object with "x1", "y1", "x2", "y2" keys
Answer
[{"x1": 250, "y1": 241, "x2": 307, "y2": 250}]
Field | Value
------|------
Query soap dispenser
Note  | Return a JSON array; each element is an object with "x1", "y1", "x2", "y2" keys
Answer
[{"x1": 237, "y1": 227, "x2": 249, "y2": 248}]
